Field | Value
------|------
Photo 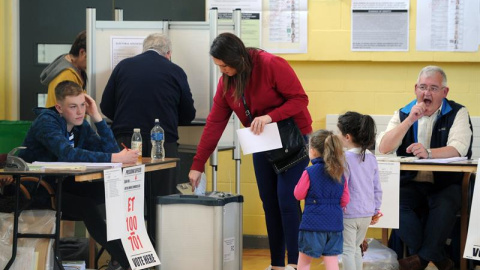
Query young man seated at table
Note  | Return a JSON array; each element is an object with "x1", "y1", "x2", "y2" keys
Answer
[{"x1": 19, "y1": 80, "x2": 138, "y2": 270}]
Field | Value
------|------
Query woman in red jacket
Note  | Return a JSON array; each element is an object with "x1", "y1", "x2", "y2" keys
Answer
[{"x1": 189, "y1": 33, "x2": 312, "y2": 270}]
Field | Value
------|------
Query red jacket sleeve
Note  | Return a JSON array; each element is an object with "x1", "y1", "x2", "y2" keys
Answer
[{"x1": 190, "y1": 81, "x2": 233, "y2": 172}]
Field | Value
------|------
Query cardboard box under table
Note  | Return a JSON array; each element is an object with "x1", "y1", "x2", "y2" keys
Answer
[{"x1": 156, "y1": 192, "x2": 243, "y2": 270}]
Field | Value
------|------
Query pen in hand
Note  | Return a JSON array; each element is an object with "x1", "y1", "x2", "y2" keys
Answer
[{"x1": 121, "y1": 143, "x2": 130, "y2": 151}]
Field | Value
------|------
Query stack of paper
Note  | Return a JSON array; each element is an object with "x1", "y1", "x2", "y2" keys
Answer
[
  {"x1": 375, "y1": 155, "x2": 419, "y2": 162},
  {"x1": 62, "y1": 261, "x2": 86, "y2": 270},
  {"x1": 30, "y1": 161, "x2": 123, "y2": 172},
  {"x1": 413, "y1": 156, "x2": 468, "y2": 164},
  {"x1": 27, "y1": 163, "x2": 87, "y2": 171}
]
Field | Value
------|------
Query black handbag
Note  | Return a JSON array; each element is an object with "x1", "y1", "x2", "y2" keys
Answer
[{"x1": 242, "y1": 96, "x2": 308, "y2": 174}]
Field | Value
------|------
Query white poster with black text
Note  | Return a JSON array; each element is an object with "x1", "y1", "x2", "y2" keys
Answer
[
  {"x1": 370, "y1": 161, "x2": 400, "y2": 229},
  {"x1": 463, "y1": 159, "x2": 480, "y2": 261}
]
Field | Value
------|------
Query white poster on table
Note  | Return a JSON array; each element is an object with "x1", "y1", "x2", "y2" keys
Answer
[
  {"x1": 463, "y1": 159, "x2": 480, "y2": 261},
  {"x1": 121, "y1": 165, "x2": 160, "y2": 269},
  {"x1": 370, "y1": 161, "x2": 400, "y2": 229},
  {"x1": 104, "y1": 167, "x2": 125, "y2": 241}
]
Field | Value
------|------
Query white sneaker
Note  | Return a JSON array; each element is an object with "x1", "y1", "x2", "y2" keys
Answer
[{"x1": 265, "y1": 266, "x2": 273, "y2": 270}]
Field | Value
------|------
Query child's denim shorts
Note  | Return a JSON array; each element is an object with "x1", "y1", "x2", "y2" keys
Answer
[{"x1": 298, "y1": 230, "x2": 343, "y2": 258}]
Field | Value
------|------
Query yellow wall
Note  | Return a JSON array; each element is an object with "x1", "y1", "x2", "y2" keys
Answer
[
  {"x1": 0, "y1": 0, "x2": 478, "y2": 238},
  {"x1": 214, "y1": 0, "x2": 480, "y2": 239},
  {"x1": 0, "y1": 0, "x2": 14, "y2": 119}
]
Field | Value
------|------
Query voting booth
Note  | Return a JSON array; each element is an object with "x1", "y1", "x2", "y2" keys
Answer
[{"x1": 86, "y1": 8, "x2": 242, "y2": 192}]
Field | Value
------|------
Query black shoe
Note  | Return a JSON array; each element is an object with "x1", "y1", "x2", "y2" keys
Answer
[
  {"x1": 398, "y1": 255, "x2": 428, "y2": 270},
  {"x1": 433, "y1": 258, "x2": 454, "y2": 270}
]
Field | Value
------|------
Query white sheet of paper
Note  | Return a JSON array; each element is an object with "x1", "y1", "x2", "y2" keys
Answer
[
  {"x1": 413, "y1": 156, "x2": 467, "y2": 164},
  {"x1": 463, "y1": 158, "x2": 480, "y2": 261},
  {"x1": 236, "y1": 123, "x2": 282, "y2": 155},
  {"x1": 370, "y1": 161, "x2": 400, "y2": 229},
  {"x1": 104, "y1": 167, "x2": 125, "y2": 241},
  {"x1": 33, "y1": 161, "x2": 122, "y2": 168},
  {"x1": 121, "y1": 165, "x2": 161, "y2": 269}
]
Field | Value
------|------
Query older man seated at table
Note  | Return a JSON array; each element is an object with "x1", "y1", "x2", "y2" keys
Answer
[{"x1": 377, "y1": 66, "x2": 473, "y2": 270}]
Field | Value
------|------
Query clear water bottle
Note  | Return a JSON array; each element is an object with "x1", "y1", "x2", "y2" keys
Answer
[
  {"x1": 150, "y1": 119, "x2": 165, "y2": 160},
  {"x1": 131, "y1": 128, "x2": 142, "y2": 164}
]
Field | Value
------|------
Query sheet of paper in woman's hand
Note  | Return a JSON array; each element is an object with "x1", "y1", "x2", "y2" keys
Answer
[{"x1": 236, "y1": 122, "x2": 282, "y2": 155}]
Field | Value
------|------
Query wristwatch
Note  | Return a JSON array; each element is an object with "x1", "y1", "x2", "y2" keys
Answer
[{"x1": 426, "y1": 148, "x2": 432, "y2": 159}]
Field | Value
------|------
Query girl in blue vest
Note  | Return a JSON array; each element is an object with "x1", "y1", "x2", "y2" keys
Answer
[
  {"x1": 337, "y1": 111, "x2": 383, "y2": 270},
  {"x1": 295, "y1": 129, "x2": 349, "y2": 270}
]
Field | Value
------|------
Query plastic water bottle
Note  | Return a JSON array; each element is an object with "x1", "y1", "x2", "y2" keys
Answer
[
  {"x1": 150, "y1": 119, "x2": 165, "y2": 160},
  {"x1": 131, "y1": 128, "x2": 142, "y2": 164}
]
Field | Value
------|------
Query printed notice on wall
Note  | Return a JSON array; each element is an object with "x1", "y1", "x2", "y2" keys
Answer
[
  {"x1": 416, "y1": 0, "x2": 479, "y2": 52},
  {"x1": 463, "y1": 159, "x2": 480, "y2": 261},
  {"x1": 351, "y1": 0, "x2": 409, "y2": 51},
  {"x1": 207, "y1": 0, "x2": 262, "y2": 48},
  {"x1": 111, "y1": 36, "x2": 144, "y2": 69},
  {"x1": 370, "y1": 162, "x2": 400, "y2": 229},
  {"x1": 262, "y1": 0, "x2": 308, "y2": 53}
]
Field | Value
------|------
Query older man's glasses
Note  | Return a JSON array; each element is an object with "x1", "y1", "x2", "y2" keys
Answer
[{"x1": 416, "y1": 85, "x2": 443, "y2": 93}]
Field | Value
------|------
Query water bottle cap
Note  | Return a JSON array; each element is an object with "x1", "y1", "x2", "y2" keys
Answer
[{"x1": 134, "y1": 128, "x2": 140, "y2": 132}]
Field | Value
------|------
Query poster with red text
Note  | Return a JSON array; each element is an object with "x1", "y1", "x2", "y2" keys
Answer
[{"x1": 121, "y1": 165, "x2": 160, "y2": 269}]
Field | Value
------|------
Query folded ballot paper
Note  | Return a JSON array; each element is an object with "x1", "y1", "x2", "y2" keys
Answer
[{"x1": 176, "y1": 173, "x2": 207, "y2": 195}]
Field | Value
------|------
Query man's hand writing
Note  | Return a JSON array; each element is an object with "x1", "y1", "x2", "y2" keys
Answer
[{"x1": 112, "y1": 148, "x2": 140, "y2": 164}]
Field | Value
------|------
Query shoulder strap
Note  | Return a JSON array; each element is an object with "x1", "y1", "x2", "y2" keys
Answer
[{"x1": 242, "y1": 95, "x2": 253, "y2": 124}]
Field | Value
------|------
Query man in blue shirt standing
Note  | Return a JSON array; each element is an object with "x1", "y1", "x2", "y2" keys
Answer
[{"x1": 100, "y1": 33, "x2": 196, "y2": 193}]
